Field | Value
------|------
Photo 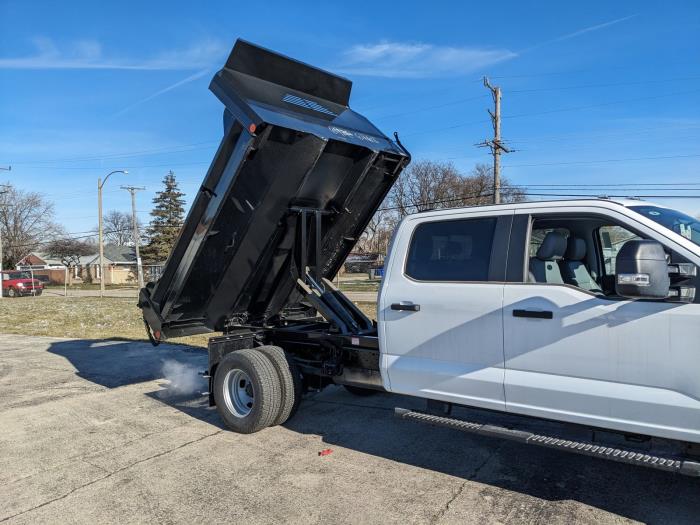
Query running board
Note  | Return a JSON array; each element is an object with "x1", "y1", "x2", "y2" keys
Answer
[{"x1": 394, "y1": 408, "x2": 700, "y2": 477}]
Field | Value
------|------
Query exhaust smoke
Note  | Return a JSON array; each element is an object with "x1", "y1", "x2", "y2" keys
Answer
[{"x1": 159, "y1": 359, "x2": 204, "y2": 397}]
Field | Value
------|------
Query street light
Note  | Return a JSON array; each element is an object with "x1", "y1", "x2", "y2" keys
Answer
[{"x1": 98, "y1": 170, "x2": 128, "y2": 298}]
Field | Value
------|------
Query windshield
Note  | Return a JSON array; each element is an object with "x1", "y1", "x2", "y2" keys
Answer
[{"x1": 630, "y1": 205, "x2": 700, "y2": 247}]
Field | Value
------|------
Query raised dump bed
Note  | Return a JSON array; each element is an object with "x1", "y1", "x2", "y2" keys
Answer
[{"x1": 139, "y1": 40, "x2": 409, "y2": 341}]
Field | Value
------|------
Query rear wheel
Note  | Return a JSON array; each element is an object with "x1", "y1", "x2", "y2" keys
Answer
[
  {"x1": 256, "y1": 346, "x2": 300, "y2": 425},
  {"x1": 213, "y1": 349, "x2": 282, "y2": 434}
]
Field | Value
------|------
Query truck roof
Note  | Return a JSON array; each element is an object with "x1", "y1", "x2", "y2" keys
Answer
[
  {"x1": 408, "y1": 198, "x2": 668, "y2": 219},
  {"x1": 139, "y1": 40, "x2": 409, "y2": 339}
]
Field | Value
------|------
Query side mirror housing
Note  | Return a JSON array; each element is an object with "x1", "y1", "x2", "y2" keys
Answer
[{"x1": 615, "y1": 240, "x2": 670, "y2": 300}]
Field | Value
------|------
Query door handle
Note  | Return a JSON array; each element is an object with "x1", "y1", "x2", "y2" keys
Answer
[
  {"x1": 391, "y1": 303, "x2": 420, "y2": 312},
  {"x1": 512, "y1": 309, "x2": 553, "y2": 319}
]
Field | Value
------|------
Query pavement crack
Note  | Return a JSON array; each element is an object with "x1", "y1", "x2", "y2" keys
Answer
[
  {"x1": 0, "y1": 430, "x2": 222, "y2": 523},
  {"x1": 430, "y1": 443, "x2": 503, "y2": 524},
  {"x1": 431, "y1": 479, "x2": 469, "y2": 525}
]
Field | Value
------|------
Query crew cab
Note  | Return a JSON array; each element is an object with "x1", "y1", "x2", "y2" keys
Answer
[
  {"x1": 139, "y1": 40, "x2": 700, "y2": 476},
  {"x1": 1, "y1": 271, "x2": 43, "y2": 297}
]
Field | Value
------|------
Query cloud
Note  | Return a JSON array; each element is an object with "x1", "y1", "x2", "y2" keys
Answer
[
  {"x1": 522, "y1": 14, "x2": 639, "y2": 53},
  {"x1": 0, "y1": 36, "x2": 227, "y2": 70},
  {"x1": 336, "y1": 41, "x2": 517, "y2": 78},
  {"x1": 112, "y1": 68, "x2": 211, "y2": 117}
]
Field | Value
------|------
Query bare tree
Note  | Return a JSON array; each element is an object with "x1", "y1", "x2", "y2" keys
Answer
[
  {"x1": 388, "y1": 161, "x2": 524, "y2": 219},
  {"x1": 45, "y1": 239, "x2": 95, "y2": 268},
  {"x1": 357, "y1": 160, "x2": 526, "y2": 257},
  {"x1": 388, "y1": 160, "x2": 462, "y2": 218},
  {"x1": 0, "y1": 183, "x2": 62, "y2": 267},
  {"x1": 101, "y1": 210, "x2": 141, "y2": 246},
  {"x1": 356, "y1": 207, "x2": 394, "y2": 255}
]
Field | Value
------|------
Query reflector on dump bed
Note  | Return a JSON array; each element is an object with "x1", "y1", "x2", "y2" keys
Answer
[{"x1": 139, "y1": 39, "x2": 409, "y2": 339}]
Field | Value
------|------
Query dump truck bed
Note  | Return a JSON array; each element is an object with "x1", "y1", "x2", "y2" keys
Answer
[{"x1": 139, "y1": 40, "x2": 409, "y2": 340}]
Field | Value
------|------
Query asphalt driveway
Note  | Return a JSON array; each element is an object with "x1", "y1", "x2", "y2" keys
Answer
[{"x1": 0, "y1": 333, "x2": 698, "y2": 524}]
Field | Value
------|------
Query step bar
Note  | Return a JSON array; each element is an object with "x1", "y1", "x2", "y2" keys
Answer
[{"x1": 394, "y1": 408, "x2": 700, "y2": 477}]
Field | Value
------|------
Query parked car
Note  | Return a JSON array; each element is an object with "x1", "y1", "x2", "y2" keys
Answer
[
  {"x1": 344, "y1": 253, "x2": 380, "y2": 273},
  {"x1": 139, "y1": 40, "x2": 700, "y2": 477},
  {"x1": 1, "y1": 271, "x2": 43, "y2": 297},
  {"x1": 34, "y1": 274, "x2": 50, "y2": 285}
]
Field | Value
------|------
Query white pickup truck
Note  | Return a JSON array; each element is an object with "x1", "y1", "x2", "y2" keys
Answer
[{"x1": 139, "y1": 40, "x2": 700, "y2": 476}]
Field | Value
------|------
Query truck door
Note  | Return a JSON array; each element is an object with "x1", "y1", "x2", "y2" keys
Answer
[
  {"x1": 502, "y1": 208, "x2": 700, "y2": 443},
  {"x1": 379, "y1": 210, "x2": 512, "y2": 411}
]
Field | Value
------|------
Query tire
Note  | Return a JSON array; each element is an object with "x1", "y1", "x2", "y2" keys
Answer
[
  {"x1": 7, "y1": 287, "x2": 17, "y2": 298},
  {"x1": 213, "y1": 349, "x2": 282, "y2": 434},
  {"x1": 256, "y1": 346, "x2": 299, "y2": 426},
  {"x1": 344, "y1": 385, "x2": 379, "y2": 396}
]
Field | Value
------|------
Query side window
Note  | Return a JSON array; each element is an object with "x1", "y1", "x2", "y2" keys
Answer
[
  {"x1": 598, "y1": 225, "x2": 641, "y2": 275},
  {"x1": 405, "y1": 217, "x2": 497, "y2": 281}
]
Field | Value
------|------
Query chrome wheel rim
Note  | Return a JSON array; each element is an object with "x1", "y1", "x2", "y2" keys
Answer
[{"x1": 222, "y1": 369, "x2": 254, "y2": 417}]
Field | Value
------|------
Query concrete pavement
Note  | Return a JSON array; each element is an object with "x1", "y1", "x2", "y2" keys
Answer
[{"x1": 1, "y1": 333, "x2": 698, "y2": 524}]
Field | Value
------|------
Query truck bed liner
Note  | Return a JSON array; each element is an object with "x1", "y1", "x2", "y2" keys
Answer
[{"x1": 139, "y1": 40, "x2": 409, "y2": 340}]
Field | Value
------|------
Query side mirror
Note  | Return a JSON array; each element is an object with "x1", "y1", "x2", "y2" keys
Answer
[{"x1": 615, "y1": 240, "x2": 670, "y2": 300}]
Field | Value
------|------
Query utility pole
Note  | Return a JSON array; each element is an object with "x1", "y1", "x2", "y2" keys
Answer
[
  {"x1": 121, "y1": 185, "x2": 146, "y2": 288},
  {"x1": 478, "y1": 77, "x2": 511, "y2": 204},
  {"x1": 0, "y1": 185, "x2": 7, "y2": 301},
  {"x1": 0, "y1": 176, "x2": 11, "y2": 300},
  {"x1": 98, "y1": 170, "x2": 128, "y2": 297}
]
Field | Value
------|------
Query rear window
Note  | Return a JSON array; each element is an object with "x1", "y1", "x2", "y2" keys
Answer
[{"x1": 405, "y1": 217, "x2": 497, "y2": 281}]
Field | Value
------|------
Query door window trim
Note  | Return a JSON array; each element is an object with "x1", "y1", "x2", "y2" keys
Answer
[
  {"x1": 508, "y1": 211, "x2": 659, "y2": 300},
  {"x1": 402, "y1": 214, "x2": 512, "y2": 284}
]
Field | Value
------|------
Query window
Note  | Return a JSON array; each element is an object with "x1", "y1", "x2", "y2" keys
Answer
[
  {"x1": 629, "y1": 205, "x2": 700, "y2": 247},
  {"x1": 598, "y1": 225, "x2": 640, "y2": 274},
  {"x1": 405, "y1": 217, "x2": 497, "y2": 281}
]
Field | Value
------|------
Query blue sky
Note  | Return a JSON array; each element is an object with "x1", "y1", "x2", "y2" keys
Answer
[{"x1": 1, "y1": 1, "x2": 699, "y2": 233}]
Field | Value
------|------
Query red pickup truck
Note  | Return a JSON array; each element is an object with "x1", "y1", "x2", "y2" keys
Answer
[{"x1": 1, "y1": 271, "x2": 43, "y2": 297}]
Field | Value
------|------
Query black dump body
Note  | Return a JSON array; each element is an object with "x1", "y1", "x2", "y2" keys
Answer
[{"x1": 139, "y1": 40, "x2": 409, "y2": 340}]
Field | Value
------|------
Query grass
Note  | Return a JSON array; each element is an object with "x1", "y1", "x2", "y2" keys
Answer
[
  {"x1": 336, "y1": 278, "x2": 381, "y2": 293},
  {"x1": 0, "y1": 295, "x2": 377, "y2": 347}
]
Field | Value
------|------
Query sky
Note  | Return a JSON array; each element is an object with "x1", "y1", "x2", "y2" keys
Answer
[{"x1": 1, "y1": 1, "x2": 699, "y2": 235}]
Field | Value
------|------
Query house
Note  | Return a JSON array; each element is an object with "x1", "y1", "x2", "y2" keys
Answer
[
  {"x1": 17, "y1": 245, "x2": 139, "y2": 285},
  {"x1": 16, "y1": 252, "x2": 71, "y2": 284},
  {"x1": 83, "y1": 245, "x2": 138, "y2": 285}
]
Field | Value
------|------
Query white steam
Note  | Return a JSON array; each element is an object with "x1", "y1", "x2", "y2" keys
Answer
[{"x1": 160, "y1": 359, "x2": 204, "y2": 397}]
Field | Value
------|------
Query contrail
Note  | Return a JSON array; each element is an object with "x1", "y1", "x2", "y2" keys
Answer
[
  {"x1": 520, "y1": 14, "x2": 639, "y2": 54},
  {"x1": 112, "y1": 68, "x2": 210, "y2": 118}
]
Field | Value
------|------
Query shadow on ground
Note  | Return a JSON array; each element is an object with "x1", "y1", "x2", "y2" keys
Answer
[
  {"x1": 49, "y1": 338, "x2": 700, "y2": 524},
  {"x1": 47, "y1": 338, "x2": 207, "y2": 389}
]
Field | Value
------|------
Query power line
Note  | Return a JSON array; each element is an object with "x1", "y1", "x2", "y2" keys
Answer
[
  {"x1": 1, "y1": 223, "x2": 185, "y2": 251},
  {"x1": 402, "y1": 88, "x2": 700, "y2": 139},
  {"x1": 502, "y1": 153, "x2": 700, "y2": 168},
  {"x1": 507, "y1": 76, "x2": 700, "y2": 94},
  {"x1": 10, "y1": 141, "x2": 219, "y2": 166},
  {"x1": 502, "y1": 88, "x2": 700, "y2": 121},
  {"x1": 16, "y1": 161, "x2": 211, "y2": 170},
  {"x1": 371, "y1": 94, "x2": 489, "y2": 120}
]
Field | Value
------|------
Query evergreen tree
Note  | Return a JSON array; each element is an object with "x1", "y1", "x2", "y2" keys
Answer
[{"x1": 142, "y1": 171, "x2": 185, "y2": 263}]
